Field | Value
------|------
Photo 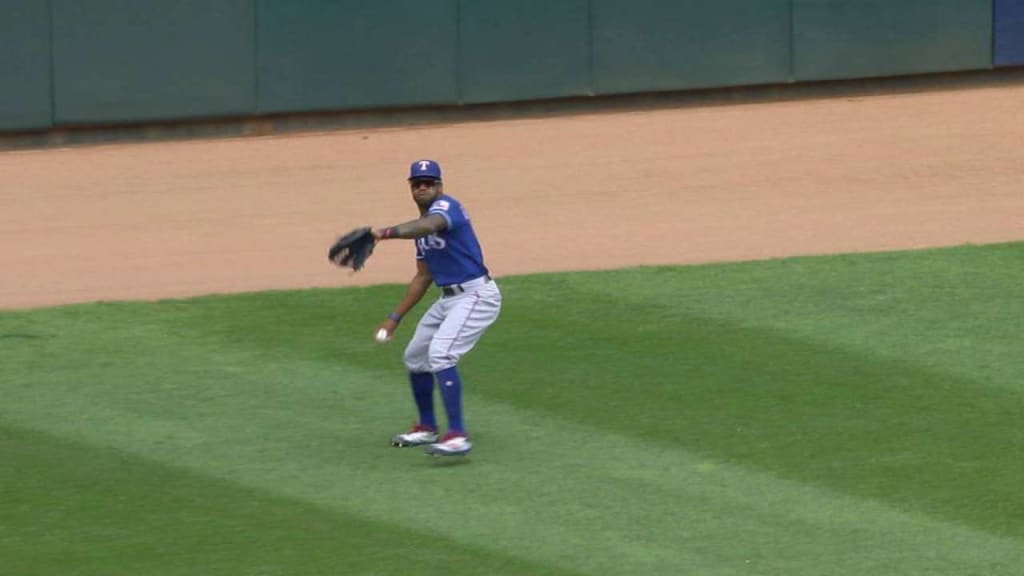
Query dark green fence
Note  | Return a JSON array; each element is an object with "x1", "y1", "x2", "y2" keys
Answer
[
  {"x1": 591, "y1": 0, "x2": 792, "y2": 94},
  {"x1": 0, "y1": 0, "x2": 52, "y2": 131},
  {"x1": 51, "y1": 0, "x2": 255, "y2": 125},
  {"x1": 459, "y1": 0, "x2": 592, "y2": 104},
  {"x1": 257, "y1": 0, "x2": 458, "y2": 113},
  {"x1": 793, "y1": 0, "x2": 993, "y2": 81},
  {"x1": 0, "y1": 0, "x2": 1006, "y2": 133}
]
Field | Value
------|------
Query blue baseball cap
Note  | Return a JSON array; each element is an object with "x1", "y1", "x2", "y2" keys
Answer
[{"x1": 409, "y1": 159, "x2": 442, "y2": 181}]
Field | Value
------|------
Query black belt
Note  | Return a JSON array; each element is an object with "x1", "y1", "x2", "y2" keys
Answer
[{"x1": 441, "y1": 275, "x2": 492, "y2": 297}]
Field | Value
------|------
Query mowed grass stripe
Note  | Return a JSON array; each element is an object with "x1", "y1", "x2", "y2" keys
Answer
[
  {"x1": 481, "y1": 294, "x2": 1024, "y2": 539},
  {"x1": 562, "y1": 242, "x2": 1023, "y2": 391},
  {"x1": 476, "y1": 243, "x2": 1024, "y2": 539},
  {"x1": 4, "y1": 380, "x2": 1023, "y2": 575},
  {"x1": 0, "y1": 424, "x2": 577, "y2": 576},
  {"x1": 2, "y1": 242, "x2": 1023, "y2": 575}
]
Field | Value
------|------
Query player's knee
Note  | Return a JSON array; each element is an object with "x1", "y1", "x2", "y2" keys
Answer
[
  {"x1": 403, "y1": 345, "x2": 431, "y2": 372},
  {"x1": 429, "y1": 357, "x2": 457, "y2": 372},
  {"x1": 404, "y1": 356, "x2": 431, "y2": 372},
  {"x1": 427, "y1": 346, "x2": 458, "y2": 372}
]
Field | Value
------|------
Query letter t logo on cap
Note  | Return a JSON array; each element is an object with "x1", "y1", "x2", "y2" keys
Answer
[{"x1": 409, "y1": 159, "x2": 442, "y2": 180}]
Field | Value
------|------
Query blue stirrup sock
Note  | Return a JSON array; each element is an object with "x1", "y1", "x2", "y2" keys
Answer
[
  {"x1": 436, "y1": 366, "x2": 466, "y2": 436},
  {"x1": 409, "y1": 371, "x2": 437, "y2": 430}
]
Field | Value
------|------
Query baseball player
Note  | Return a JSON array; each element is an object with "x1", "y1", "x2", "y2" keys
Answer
[{"x1": 371, "y1": 159, "x2": 502, "y2": 456}]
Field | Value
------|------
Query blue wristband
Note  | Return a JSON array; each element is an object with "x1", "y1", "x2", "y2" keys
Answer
[{"x1": 388, "y1": 312, "x2": 403, "y2": 323}]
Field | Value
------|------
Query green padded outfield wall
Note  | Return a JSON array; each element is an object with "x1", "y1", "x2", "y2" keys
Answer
[
  {"x1": 256, "y1": 0, "x2": 458, "y2": 114},
  {"x1": 51, "y1": 0, "x2": 255, "y2": 125},
  {"x1": 793, "y1": 0, "x2": 993, "y2": 81},
  {"x1": 3, "y1": 0, "x2": 1005, "y2": 134},
  {"x1": 458, "y1": 0, "x2": 591, "y2": 104},
  {"x1": 590, "y1": 0, "x2": 792, "y2": 95},
  {"x1": 0, "y1": 0, "x2": 52, "y2": 131}
]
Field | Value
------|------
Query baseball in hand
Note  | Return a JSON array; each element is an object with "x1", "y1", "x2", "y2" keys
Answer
[{"x1": 375, "y1": 328, "x2": 390, "y2": 343}]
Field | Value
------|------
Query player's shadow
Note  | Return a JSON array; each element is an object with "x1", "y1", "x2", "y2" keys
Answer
[{"x1": 420, "y1": 455, "x2": 473, "y2": 468}]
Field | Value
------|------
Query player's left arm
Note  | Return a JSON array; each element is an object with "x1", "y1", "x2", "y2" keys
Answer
[{"x1": 372, "y1": 214, "x2": 448, "y2": 240}]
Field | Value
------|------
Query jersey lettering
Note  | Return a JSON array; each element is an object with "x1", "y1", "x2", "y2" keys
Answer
[
  {"x1": 415, "y1": 194, "x2": 488, "y2": 286},
  {"x1": 417, "y1": 234, "x2": 447, "y2": 252}
]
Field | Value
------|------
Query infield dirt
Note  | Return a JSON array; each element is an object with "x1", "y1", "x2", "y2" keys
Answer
[{"x1": 2, "y1": 84, "x2": 1022, "y2": 309}]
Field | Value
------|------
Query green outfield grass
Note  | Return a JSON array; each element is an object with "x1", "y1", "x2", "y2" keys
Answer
[{"x1": 2, "y1": 242, "x2": 1023, "y2": 575}]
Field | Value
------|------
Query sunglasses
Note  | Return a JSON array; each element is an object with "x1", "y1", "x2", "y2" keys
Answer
[{"x1": 409, "y1": 178, "x2": 440, "y2": 188}]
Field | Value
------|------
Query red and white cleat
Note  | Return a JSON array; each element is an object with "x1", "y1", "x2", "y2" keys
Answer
[
  {"x1": 425, "y1": 432, "x2": 472, "y2": 457},
  {"x1": 391, "y1": 425, "x2": 439, "y2": 447}
]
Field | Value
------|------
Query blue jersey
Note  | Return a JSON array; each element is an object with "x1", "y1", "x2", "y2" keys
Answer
[{"x1": 416, "y1": 194, "x2": 489, "y2": 286}]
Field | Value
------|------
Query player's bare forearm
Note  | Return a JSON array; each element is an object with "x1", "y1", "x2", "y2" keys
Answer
[
  {"x1": 389, "y1": 260, "x2": 433, "y2": 319},
  {"x1": 373, "y1": 214, "x2": 447, "y2": 240},
  {"x1": 377, "y1": 268, "x2": 432, "y2": 337},
  {"x1": 394, "y1": 272, "x2": 432, "y2": 316}
]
